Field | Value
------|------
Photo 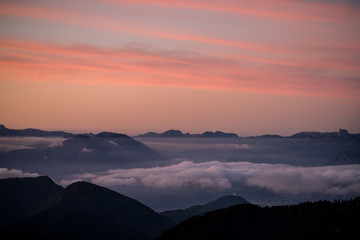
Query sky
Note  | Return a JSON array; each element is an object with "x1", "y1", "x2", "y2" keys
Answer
[{"x1": 0, "y1": 0, "x2": 359, "y2": 136}]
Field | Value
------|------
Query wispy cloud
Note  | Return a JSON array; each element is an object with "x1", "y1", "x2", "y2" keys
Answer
[
  {"x1": 60, "y1": 161, "x2": 360, "y2": 195},
  {"x1": 1, "y1": 0, "x2": 359, "y2": 133},
  {"x1": 98, "y1": 0, "x2": 360, "y2": 23},
  {"x1": 1, "y1": 37, "x2": 359, "y2": 98},
  {"x1": 1, "y1": 0, "x2": 359, "y2": 98}
]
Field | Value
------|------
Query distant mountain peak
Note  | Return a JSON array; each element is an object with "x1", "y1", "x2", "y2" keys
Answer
[
  {"x1": 136, "y1": 130, "x2": 239, "y2": 138},
  {"x1": 0, "y1": 125, "x2": 73, "y2": 137},
  {"x1": 339, "y1": 129, "x2": 349, "y2": 136},
  {"x1": 162, "y1": 129, "x2": 186, "y2": 137},
  {"x1": 1, "y1": 127, "x2": 163, "y2": 173},
  {"x1": 202, "y1": 131, "x2": 239, "y2": 138},
  {"x1": 95, "y1": 132, "x2": 130, "y2": 138},
  {"x1": 289, "y1": 129, "x2": 359, "y2": 140}
]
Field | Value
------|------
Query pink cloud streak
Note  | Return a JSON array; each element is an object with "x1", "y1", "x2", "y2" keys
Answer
[
  {"x1": 2, "y1": 1, "x2": 358, "y2": 56},
  {"x1": 1, "y1": 37, "x2": 359, "y2": 98},
  {"x1": 98, "y1": 0, "x2": 360, "y2": 23},
  {"x1": 0, "y1": 1, "x2": 359, "y2": 98}
]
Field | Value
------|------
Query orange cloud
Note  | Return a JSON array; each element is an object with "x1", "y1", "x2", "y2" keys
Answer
[
  {"x1": 1, "y1": 37, "x2": 359, "y2": 98},
  {"x1": 0, "y1": 2, "x2": 279, "y2": 54}
]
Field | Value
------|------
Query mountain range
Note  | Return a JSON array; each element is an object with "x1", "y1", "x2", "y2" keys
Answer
[
  {"x1": 2, "y1": 124, "x2": 359, "y2": 140},
  {"x1": 0, "y1": 124, "x2": 74, "y2": 137},
  {"x1": 1, "y1": 176, "x2": 172, "y2": 240},
  {"x1": 1, "y1": 176, "x2": 359, "y2": 239},
  {"x1": 0, "y1": 176, "x2": 251, "y2": 240},
  {"x1": 136, "y1": 129, "x2": 239, "y2": 138},
  {"x1": 136, "y1": 128, "x2": 360, "y2": 140},
  {"x1": 1, "y1": 125, "x2": 360, "y2": 173},
  {"x1": 158, "y1": 197, "x2": 360, "y2": 240},
  {"x1": 0, "y1": 130, "x2": 164, "y2": 174}
]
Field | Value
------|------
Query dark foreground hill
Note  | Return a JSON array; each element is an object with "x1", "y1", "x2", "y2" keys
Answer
[
  {"x1": 158, "y1": 198, "x2": 360, "y2": 240},
  {"x1": 4, "y1": 180, "x2": 173, "y2": 240},
  {"x1": 0, "y1": 176, "x2": 63, "y2": 226},
  {"x1": 161, "y1": 195, "x2": 250, "y2": 224}
]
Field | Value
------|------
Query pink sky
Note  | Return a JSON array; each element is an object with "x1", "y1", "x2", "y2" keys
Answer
[{"x1": 0, "y1": 0, "x2": 359, "y2": 136}]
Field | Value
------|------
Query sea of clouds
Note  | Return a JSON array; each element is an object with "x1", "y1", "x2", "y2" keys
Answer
[{"x1": 58, "y1": 160, "x2": 360, "y2": 196}]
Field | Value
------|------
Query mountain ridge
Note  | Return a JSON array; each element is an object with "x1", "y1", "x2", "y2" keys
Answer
[
  {"x1": 2, "y1": 125, "x2": 359, "y2": 140},
  {"x1": 136, "y1": 129, "x2": 239, "y2": 138},
  {"x1": 161, "y1": 195, "x2": 250, "y2": 224},
  {"x1": 135, "y1": 128, "x2": 360, "y2": 140},
  {"x1": 0, "y1": 124, "x2": 74, "y2": 137},
  {"x1": 0, "y1": 176, "x2": 64, "y2": 227},
  {"x1": 158, "y1": 197, "x2": 360, "y2": 240},
  {"x1": 0, "y1": 129, "x2": 164, "y2": 174},
  {"x1": 2, "y1": 177, "x2": 173, "y2": 240}
]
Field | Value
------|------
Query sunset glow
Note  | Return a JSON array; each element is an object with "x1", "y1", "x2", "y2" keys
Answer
[{"x1": 1, "y1": 0, "x2": 359, "y2": 135}]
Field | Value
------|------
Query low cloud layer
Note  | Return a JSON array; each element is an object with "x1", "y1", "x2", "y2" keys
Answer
[
  {"x1": 246, "y1": 165, "x2": 360, "y2": 195},
  {"x1": 0, "y1": 137, "x2": 64, "y2": 152},
  {"x1": 60, "y1": 161, "x2": 360, "y2": 196},
  {"x1": 0, "y1": 168, "x2": 39, "y2": 179}
]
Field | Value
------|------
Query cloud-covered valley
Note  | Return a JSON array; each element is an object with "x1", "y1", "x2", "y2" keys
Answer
[
  {"x1": 1, "y1": 134, "x2": 359, "y2": 209},
  {"x1": 61, "y1": 160, "x2": 360, "y2": 196}
]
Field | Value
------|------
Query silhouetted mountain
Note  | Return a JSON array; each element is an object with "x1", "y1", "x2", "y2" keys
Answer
[
  {"x1": 95, "y1": 132, "x2": 130, "y2": 138},
  {"x1": 1, "y1": 131, "x2": 164, "y2": 174},
  {"x1": 5, "y1": 181, "x2": 173, "y2": 240},
  {"x1": 0, "y1": 176, "x2": 63, "y2": 227},
  {"x1": 136, "y1": 130, "x2": 238, "y2": 138},
  {"x1": 160, "y1": 130, "x2": 190, "y2": 137},
  {"x1": 161, "y1": 195, "x2": 250, "y2": 224},
  {"x1": 138, "y1": 131, "x2": 161, "y2": 137},
  {"x1": 253, "y1": 134, "x2": 283, "y2": 138},
  {"x1": 0, "y1": 124, "x2": 73, "y2": 137},
  {"x1": 158, "y1": 198, "x2": 360, "y2": 240},
  {"x1": 136, "y1": 129, "x2": 360, "y2": 140},
  {"x1": 289, "y1": 129, "x2": 360, "y2": 140},
  {"x1": 137, "y1": 130, "x2": 190, "y2": 137},
  {"x1": 135, "y1": 129, "x2": 360, "y2": 166},
  {"x1": 201, "y1": 131, "x2": 239, "y2": 138}
]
